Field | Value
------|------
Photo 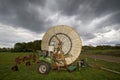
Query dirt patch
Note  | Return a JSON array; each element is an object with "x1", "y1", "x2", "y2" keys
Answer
[{"x1": 81, "y1": 54, "x2": 120, "y2": 63}]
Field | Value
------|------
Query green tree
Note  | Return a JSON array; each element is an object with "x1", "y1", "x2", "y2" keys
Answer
[{"x1": 13, "y1": 40, "x2": 42, "y2": 52}]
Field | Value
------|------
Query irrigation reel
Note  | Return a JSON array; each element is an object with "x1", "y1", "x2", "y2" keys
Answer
[{"x1": 38, "y1": 25, "x2": 82, "y2": 74}]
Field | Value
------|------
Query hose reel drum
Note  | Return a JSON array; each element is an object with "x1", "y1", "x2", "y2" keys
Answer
[{"x1": 41, "y1": 25, "x2": 82, "y2": 66}]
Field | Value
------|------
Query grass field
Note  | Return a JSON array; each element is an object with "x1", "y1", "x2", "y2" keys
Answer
[
  {"x1": 0, "y1": 52, "x2": 120, "y2": 80},
  {"x1": 82, "y1": 49, "x2": 120, "y2": 57},
  {"x1": 81, "y1": 54, "x2": 120, "y2": 72}
]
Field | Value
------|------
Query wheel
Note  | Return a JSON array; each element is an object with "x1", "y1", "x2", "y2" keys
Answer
[{"x1": 38, "y1": 61, "x2": 51, "y2": 74}]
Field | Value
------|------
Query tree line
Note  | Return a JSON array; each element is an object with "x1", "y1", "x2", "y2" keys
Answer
[
  {"x1": 0, "y1": 40, "x2": 120, "y2": 52},
  {"x1": 0, "y1": 40, "x2": 41, "y2": 52},
  {"x1": 82, "y1": 45, "x2": 120, "y2": 52}
]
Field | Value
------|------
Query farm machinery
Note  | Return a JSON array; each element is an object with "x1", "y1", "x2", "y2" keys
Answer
[
  {"x1": 12, "y1": 25, "x2": 82, "y2": 74},
  {"x1": 11, "y1": 49, "x2": 37, "y2": 71},
  {"x1": 38, "y1": 25, "x2": 82, "y2": 74}
]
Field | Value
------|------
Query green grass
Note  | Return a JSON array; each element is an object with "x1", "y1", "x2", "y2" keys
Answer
[
  {"x1": 82, "y1": 49, "x2": 120, "y2": 57},
  {"x1": 0, "y1": 64, "x2": 120, "y2": 80},
  {"x1": 0, "y1": 52, "x2": 120, "y2": 80},
  {"x1": 0, "y1": 52, "x2": 34, "y2": 64},
  {"x1": 80, "y1": 55, "x2": 120, "y2": 72}
]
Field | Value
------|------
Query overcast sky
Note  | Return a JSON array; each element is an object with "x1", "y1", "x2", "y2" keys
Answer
[{"x1": 0, "y1": 0, "x2": 120, "y2": 48}]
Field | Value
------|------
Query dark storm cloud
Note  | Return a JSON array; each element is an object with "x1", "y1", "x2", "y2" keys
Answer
[
  {"x1": 0, "y1": 0, "x2": 120, "y2": 33},
  {"x1": 55, "y1": 0, "x2": 120, "y2": 31},
  {"x1": 55, "y1": 0, "x2": 120, "y2": 19},
  {"x1": 94, "y1": 0, "x2": 120, "y2": 16},
  {"x1": 54, "y1": 0, "x2": 120, "y2": 41},
  {"x1": 29, "y1": 0, "x2": 46, "y2": 6},
  {"x1": 0, "y1": 0, "x2": 120, "y2": 47},
  {"x1": 91, "y1": 12, "x2": 120, "y2": 34},
  {"x1": 0, "y1": 0, "x2": 50, "y2": 33},
  {"x1": 56, "y1": 0, "x2": 84, "y2": 16}
]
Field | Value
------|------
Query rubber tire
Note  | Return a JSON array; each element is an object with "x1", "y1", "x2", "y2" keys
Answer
[{"x1": 38, "y1": 61, "x2": 51, "y2": 74}]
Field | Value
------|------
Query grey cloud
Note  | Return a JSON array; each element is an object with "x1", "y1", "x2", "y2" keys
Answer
[
  {"x1": 93, "y1": 12, "x2": 120, "y2": 33},
  {"x1": 70, "y1": 23, "x2": 96, "y2": 40},
  {"x1": 106, "y1": 41, "x2": 120, "y2": 45},
  {"x1": 0, "y1": 0, "x2": 49, "y2": 33},
  {"x1": 0, "y1": 0, "x2": 120, "y2": 47},
  {"x1": 97, "y1": 40, "x2": 120, "y2": 45},
  {"x1": 109, "y1": 12, "x2": 120, "y2": 29},
  {"x1": 29, "y1": 0, "x2": 46, "y2": 6},
  {"x1": 56, "y1": 0, "x2": 84, "y2": 16},
  {"x1": 0, "y1": 0, "x2": 120, "y2": 33},
  {"x1": 81, "y1": 33, "x2": 96, "y2": 41},
  {"x1": 55, "y1": 0, "x2": 120, "y2": 23},
  {"x1": 94, "y1": 0, "x2": 120, "y2": 16}
]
